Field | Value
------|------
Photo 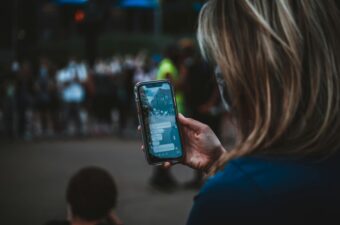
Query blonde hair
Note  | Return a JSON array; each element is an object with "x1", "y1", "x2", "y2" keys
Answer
[{"x1": 198, "y1": 0, "x2": 340, "y2": 174}]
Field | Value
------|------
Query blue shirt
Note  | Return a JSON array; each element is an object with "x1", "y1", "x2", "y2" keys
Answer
[
  {"x1": 62, "y1": 83, "x2": 85, "y2": 103},
  {"x1": 187, "y1": 153, "x2": 340, "y2": 225}
]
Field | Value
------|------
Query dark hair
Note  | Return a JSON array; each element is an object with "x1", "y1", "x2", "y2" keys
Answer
[{"x1": 66, "y1": 167, "x2": 117, "y2": 221}]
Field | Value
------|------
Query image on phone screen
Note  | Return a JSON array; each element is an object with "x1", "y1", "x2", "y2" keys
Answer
[{"x1": 139, "y1": 83, "x2": 183, "y2": 160}]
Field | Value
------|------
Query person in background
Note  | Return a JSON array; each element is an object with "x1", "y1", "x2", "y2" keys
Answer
[
  {"x1": 1, "y1": 64, "x2": 17, "y2": 138},
  {"x1": 57, "y1": 58, "x2": 88, "y2": 136},
  {"x1": 16, "y1": 61, "x2": 35, "y2": 139},
  {"x1": 92, "y1": 58, "x2": 118, "y2": 135},
  {"x1": 181, "y1": 41, "x2": 223, "y2": 189},
  {"x1": 150, "y1": 44, "x2": 186, "y2": 191},
  {"x1": 156, "y1": 44, "x2": 185, "y2": 114},
  {"x1": 45, "y1": 166, "x2": 123, "y2": 225},
  {"x1": 48, "y1": 63, "x2": 62, "y2": 136},
  {"x1": 118, "y1": 55, "x2": 136, "y2": 136},
  {"x1": 133, "y1": 54, "x2": 158, "y2": 127},
  {"x1": 35, "y1": 57, "x2": 53, "y2": 136}
]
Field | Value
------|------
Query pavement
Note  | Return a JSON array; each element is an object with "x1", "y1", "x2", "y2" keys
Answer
[{"x1": 0, "y1": 137, "x2": 198, "y2": 225}]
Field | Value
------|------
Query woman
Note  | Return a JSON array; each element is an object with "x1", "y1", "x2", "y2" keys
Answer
[{"x1": 157, "y1": 0, "x2": 340, "y2": 224}]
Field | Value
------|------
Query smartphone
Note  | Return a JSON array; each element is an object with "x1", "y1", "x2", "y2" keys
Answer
[{"x1": 135, "y1": 80, "x2": 184, "y2": 165}]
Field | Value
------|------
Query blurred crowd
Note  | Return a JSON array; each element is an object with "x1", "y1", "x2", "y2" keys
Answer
[
  {"x1": 0, "y1": 43, "x2": 227, "y2": 140},
  {"x1": 0, "y1": 52, "x2": 157, "y2": 139}
]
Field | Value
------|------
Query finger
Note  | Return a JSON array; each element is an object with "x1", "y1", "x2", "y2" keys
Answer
[
  {"x1": 178, "y1": 113, "x2": 207, "y2": 131},
  {"x1": 137, "y1": 125, "x2": 141, "y2": 131},
  {"x1": 181, "y1": 125, "x2": 195, "y2": 140},
  {"x1": 162, "y1": 162, "x2": 172, "y2": 169}
]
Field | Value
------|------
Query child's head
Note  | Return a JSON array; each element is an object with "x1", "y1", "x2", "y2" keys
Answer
[{"x1": 66, "y1": 166, "x2": 117, "y2": 222}]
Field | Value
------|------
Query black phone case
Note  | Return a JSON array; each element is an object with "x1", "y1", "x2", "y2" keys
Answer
[{"x1": 134, "y1": 80, "x2": 184, "y2": 166}]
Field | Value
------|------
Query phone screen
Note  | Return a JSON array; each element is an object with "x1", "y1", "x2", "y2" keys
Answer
[{"x1": 138, "y1": 82, "x2": 183, "y2": 161}]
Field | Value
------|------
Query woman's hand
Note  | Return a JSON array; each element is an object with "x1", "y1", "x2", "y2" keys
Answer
[
  {"x1": 174, "y1": 114, "x2": 225, "y2": 172},
  {"x1": 138, "y1": 114, "x2": 226, "y2": 172}
]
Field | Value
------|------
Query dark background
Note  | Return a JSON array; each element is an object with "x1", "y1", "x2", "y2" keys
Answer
[
  {"x1": 0, "y1": 1, "x2": 232, "y2": 225},
  {"x1": 0, "y1": 0, "x2": 206, "y2": 64}
]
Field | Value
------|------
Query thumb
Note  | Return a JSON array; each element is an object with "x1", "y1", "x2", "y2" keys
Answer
[{"x1": 178, "y1": 113, "x2": 206, "y2": 131}]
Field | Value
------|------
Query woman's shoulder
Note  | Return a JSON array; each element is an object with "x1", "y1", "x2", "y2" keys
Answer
[
  {"x1": 198, "y1": 156, "x2": 269, "y2": 204},
  {"x1": 201, "y1": 153, "x2": 340, "y2": 198},
  {"x1": 187, "y1": 157, "x2": 270, "y2": 225},
  {"x1": 187, "y1": 153, "x2": 340, "y2": 225}
]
